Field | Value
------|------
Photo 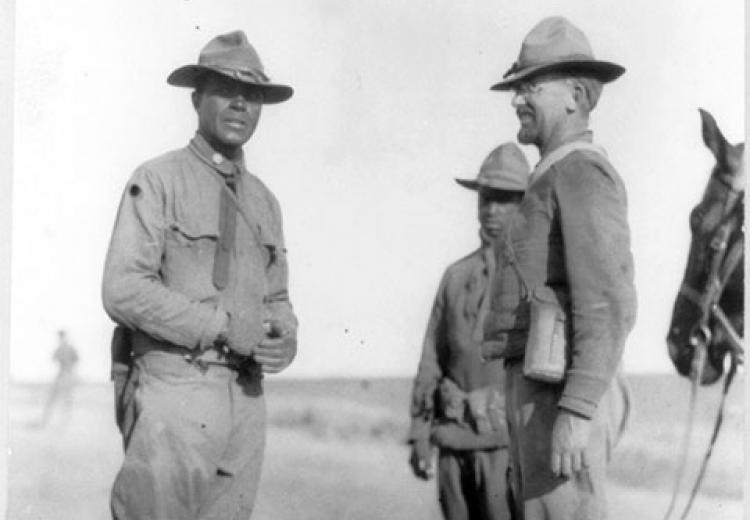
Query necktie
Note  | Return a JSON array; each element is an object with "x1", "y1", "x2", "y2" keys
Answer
[{"x1": 213, "y1": 170, "x2": 237, "y2": 290}]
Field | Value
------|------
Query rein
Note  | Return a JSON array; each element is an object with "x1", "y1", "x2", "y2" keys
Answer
[{"x1": 665, "y1": 179, "x2": 743, "y2": 520}]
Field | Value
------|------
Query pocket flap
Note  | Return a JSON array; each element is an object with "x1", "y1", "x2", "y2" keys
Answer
[{"x1": 167, "y1": 220, "x2": 219, "y2": 240}]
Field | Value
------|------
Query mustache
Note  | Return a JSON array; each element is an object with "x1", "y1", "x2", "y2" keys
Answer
[{"x1": 516, "y1": 108, "x2": 534, "y2": 118}]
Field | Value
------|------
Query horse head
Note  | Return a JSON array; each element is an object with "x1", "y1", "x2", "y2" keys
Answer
[{"x1": 667, "y1": 109, "x2": 744, "y2": 385}]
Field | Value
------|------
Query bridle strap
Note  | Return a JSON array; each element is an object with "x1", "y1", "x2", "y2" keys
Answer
[
  {"x1": 663, "y1": 342, "x2": 706, "y2": 520},
  {"x1": 677, "y1": 355, "x2": 738, "y2": 520}
]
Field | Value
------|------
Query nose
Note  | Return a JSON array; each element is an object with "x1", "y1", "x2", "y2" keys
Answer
[
  {"x1": 511, "y1": 92, "x2": 526, "y2": 108},
  {"x1": 486, "y1": 201, "x2": 505, "y2": 216},
  {"x1": 230, "y1": 95, "x2": 248, "y2": 111}
]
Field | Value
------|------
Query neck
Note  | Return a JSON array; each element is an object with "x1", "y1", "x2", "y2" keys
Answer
[
  {"x1": 199, "y1": 130, "x2": 243, "y2": 161},
  {"x1": 538, "y1": 117, "x2": 589, "y2": 158},
  {"x1": 479, "y1": 227, "x2": 502, "y2": 247}
]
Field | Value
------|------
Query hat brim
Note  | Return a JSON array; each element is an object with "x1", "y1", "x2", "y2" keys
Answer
[
  {"x1": 455, "y1": 178, "x2": 526, "y2": 192},
  {"x1": 490, "y1": 59, "x2": 625, "y2": 91},
  {"x1": 167, "y1": 65, "x2": 294, "y2": 104}
]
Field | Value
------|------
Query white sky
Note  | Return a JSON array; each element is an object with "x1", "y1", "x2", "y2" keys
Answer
[{"x1": 9, "y1": 0, "x2": 745, "y2": 382}]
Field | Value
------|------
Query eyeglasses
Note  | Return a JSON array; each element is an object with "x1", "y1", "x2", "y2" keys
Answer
[{"x1": 511, "y1": 81, "x2": 544, "y2": 98}]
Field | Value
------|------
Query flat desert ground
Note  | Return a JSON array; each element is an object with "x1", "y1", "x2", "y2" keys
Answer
[{"x1": 8, "y1": 374, "x2": 743, "y2": 519}]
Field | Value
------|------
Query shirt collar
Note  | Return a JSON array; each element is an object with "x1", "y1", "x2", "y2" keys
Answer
[
  {"x1": 543, "y1": 130, "x2": 594, "y2": 158},
  {"x1": 188, "y1": 132, "x2": 246, "y2": 177}
]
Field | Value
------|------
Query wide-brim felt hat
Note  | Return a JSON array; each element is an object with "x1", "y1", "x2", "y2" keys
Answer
[
  {"x1": 455, "y1": 142, "x2": 530, "y2": 192},
  {"x1": 491, "y1": 16, "x2": 625, "y2": 91},
  {"x1": 167, "y1": 30, "x2": 293, "y2": 104}
]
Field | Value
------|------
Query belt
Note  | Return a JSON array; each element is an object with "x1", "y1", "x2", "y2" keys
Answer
[
  {"x1": 131, "y1": 329, "x2": 259, "y2": 375},
  {"x1": 480, "y1": 330, "x2": 527, "y2": 361}
]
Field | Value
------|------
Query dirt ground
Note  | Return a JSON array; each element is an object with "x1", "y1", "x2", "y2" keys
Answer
[{"x1": 7, "y1": 377, "x2": 743, "y2": 520}]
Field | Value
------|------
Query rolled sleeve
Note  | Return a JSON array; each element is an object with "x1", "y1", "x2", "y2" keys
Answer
[
  {"x1": 102, "y1": 167, "x2": 227, "y2": 349},
  {"x1": 553, "y1": 158, "x2": 637, "y2": 418}
]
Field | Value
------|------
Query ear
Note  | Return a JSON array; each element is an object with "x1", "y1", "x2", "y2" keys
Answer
[
  {"x1": 563, "y1": 79, "x2": 584, "y2": 113},
  {"x1": 191, "y1": 90, "x2": 201, "y2": 111},
  {"x1": 563, "y1": 84, "x2": 578, "y2": 113},
  {"x1": 699, "y1": 108, "x2": 729, "y2": 165}
]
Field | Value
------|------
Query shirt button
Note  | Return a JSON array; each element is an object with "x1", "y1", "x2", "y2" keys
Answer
[{"x1": 212, "y1": 153, "x2": 223, "y2": 165}]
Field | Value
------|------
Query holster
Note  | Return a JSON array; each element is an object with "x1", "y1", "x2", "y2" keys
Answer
[
  {"x1": 110, "y1": 325, "x2": 133, "y2": 381},
  {"x1": 110, "y1": 326, "x2": 137, "y2": 440},
  {"x1": 523, "y1": 286, "x2": 570, "y2": 383}
]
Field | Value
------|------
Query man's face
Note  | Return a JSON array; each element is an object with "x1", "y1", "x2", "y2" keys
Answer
[
  {"x1": 478, "y1": 188, "x2": 523, "y2": 239},
  {"x1": 192, "y1": 73, "x2": 263, "y2": 151},
  {"x1": 510, "y1": 75, "x2": 574, "y2": 147}
]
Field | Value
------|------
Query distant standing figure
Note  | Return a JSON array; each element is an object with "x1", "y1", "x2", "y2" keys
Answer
[
  {"x1": 408, "y1": 143, "x2": 530, "y2": 520},
  {"x1": 39, "y1": 329, "x2": 79, "y2": 427}
]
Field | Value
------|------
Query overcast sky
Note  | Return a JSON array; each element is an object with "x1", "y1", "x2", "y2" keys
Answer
[{"x1": 10, "y1": 0, "x2": 745, "y2": 382}]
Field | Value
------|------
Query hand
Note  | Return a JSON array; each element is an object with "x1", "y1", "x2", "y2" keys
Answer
[
  {"x1": 253, "y1": 320, "x2": 297, "y2": 374},
  {"x1": 408, "y1": 438, "x2": 434, "y2": 480},
  {"x1": 225, "y1": 310, "x2": 265, "y2": 356},
  {"x1": 550, "y1": 409, "x2": 592, "y2": 478}
]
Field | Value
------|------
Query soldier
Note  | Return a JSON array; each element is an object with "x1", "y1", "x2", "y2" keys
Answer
[
  {"x1": 483, "y1": 17, "x2": 635, "y2": 520},
  {"x1": 408, "y1": 143, "x2": 530, "y2": 520},
  {"x1": 102, "y1": 31, "x2": 298, "y2": 519},
  {"x1": 38, "y1": 329, "x2": 79, "y2": 427}
]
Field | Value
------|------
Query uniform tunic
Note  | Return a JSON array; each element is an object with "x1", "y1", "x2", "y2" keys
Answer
[
  {"x1": 409, "y1": 241, "x2": 513, "y2": 520},
  {"x1": 102, "y1": 133, "x2": 296, "y2": 520},
  {"x1": 484, "y1": 133, "x2": 635, "y2": 520}
]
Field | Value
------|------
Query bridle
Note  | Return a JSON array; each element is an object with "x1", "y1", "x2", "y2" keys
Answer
[
  {"x1": 678, "y1": 176, "x2": 744, "y2": 361},
  {"x1": 664, "y1": 175, "x2": 744, "y2": 520}
]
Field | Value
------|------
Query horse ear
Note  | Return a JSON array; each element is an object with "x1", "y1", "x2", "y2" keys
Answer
[{"x1": 699, "y1": 108, "x2": 729, "y2": 165}]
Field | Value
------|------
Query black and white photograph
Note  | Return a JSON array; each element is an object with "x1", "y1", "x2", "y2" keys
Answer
[{"x1": 2, "y1": 0, "x2": 746, "y2": 519}]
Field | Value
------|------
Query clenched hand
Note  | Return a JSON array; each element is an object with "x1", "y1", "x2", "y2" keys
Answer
[
  {"x1": 408, "y1": 437, "x2": 434, "y2": 480},
  {"x1": 253, "y1": 320, "x2": 297, "y2": 374}
]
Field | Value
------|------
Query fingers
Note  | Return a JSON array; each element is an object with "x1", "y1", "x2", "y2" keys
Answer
[
  {"x1": 254, "y1": 338, "x2": 295, "y2": 373},
  {"x1": 551, "y1": 450, "x2": 586, "y2": 478},
  {"x1": 409, "y1": 451, "x2": 427, "y2": 479},
  {"x1": 551, "y1": 451, "x2": 562, "y2": 477},
  {"x1": 581, "y1": 448, "x2": 589, "y2": 470}
]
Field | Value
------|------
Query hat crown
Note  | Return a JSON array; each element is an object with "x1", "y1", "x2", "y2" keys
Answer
[
  {"x1": 453, "y1": 142, "x2": 529, "y2": 192},
  {"x1": 198, "y1": 30, "x2": 266, "y2": 78},
  {"x1": 518, "y1": 17, "x2": 595, "y2": 68},
  {"x1": 479, "y1": 143, "x2": 529, "y2": 182}
]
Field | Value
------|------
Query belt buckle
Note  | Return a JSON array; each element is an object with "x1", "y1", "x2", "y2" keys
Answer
[{"x1": 183, "y1": 354, "x2": 210, "y2": 374}]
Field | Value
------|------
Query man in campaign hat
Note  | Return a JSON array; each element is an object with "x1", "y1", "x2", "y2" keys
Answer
[
  {"x1": 408, "y1": 143, "x2": 529, "y2": 520},
  {"x1": 102, "y1": 31, "x2": 297, "y2": 519},
  {"x1": 483, "y1": 17, "x2": 635, "y2": 520}
]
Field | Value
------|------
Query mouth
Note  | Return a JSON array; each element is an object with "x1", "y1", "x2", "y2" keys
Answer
[
  {"x1": 223, "y1": 118, "x2": 248, "y2": 130},
  {"x1": 481, "y1": 220, "x2": 504, "y2": 230},
  {"x1": 516, "y1": 110, "x2": 534, "y2": 121}
]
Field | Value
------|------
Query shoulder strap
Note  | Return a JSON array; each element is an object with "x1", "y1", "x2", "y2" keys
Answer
[
  {"x1": 530, "y1": 141, "x2": 608, "y2": 187},
  {"x1": 501, "y1": 225, "x2": 530, "y2": 301}
]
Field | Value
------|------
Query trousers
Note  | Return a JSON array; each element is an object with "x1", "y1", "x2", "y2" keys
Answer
[
  {"x1": 438, "y1": 447, "x2": 514, "y2": 520},
  {"x1": 504, "y1": 361, "x2": 630, "y2": 520},
  {"x1": 111, "y1": 350, "x2": 266, "y2": 520}
]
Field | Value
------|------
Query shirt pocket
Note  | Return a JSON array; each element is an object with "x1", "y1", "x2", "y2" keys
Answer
[{"x1": 163, "y1": 219, "x2": 220, "y2": 301}]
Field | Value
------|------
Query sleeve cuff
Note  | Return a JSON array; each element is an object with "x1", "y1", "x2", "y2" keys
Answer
[
  {"x1": 559, "y1": 369, "x2": 610, "y2": 419},
  {"x1": 266, "y1": 303, "x2": 298, "y2": 336},
  {"x1": 408, "y1": 418, "x2": 432, "y2": 443},
  {"x1": 199, "y1": 307, "x2": 230, "y2": 350}
]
